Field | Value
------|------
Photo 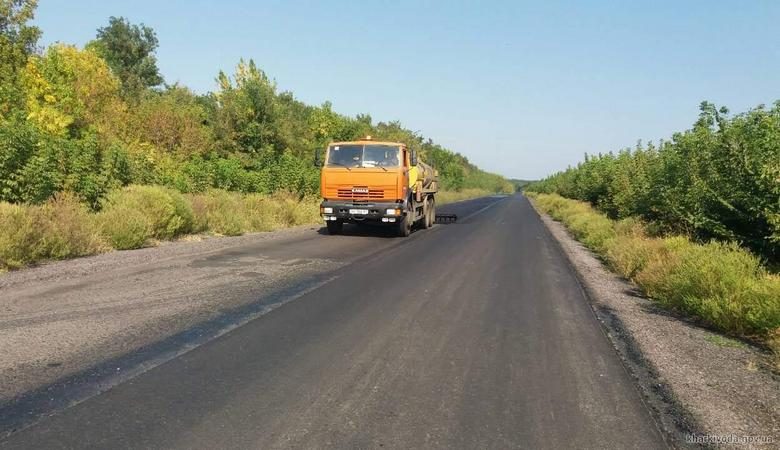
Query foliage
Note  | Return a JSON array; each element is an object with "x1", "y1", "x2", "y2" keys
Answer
[
  {"x1": 129, "y1": 86, "x2": 214, "y2": 157},
  {"x1": 100, "y1": 185, "x2": 194, "y2": 240},
  {"x1": 189, "y1": 189, "x2": 320, "y2": 236},
  {"x1": 436, "y1": 189, "x2": 497, "y2": 205},
  {"x1": 1, "y1": 4, "x2": 511, "y2": 245},
  {"x1": 0, "y1": 120, "x2": 130, "y2": 207},
  {"x1": 88, "y1": 16, "x2": 163, "y2": 96},
  {"x1": 530, "y1": 192, "x2": 780, "y2": 355},
  {"x1": 527, "y1": 102, "x2": 780, "y2": 263},
  {"x1": 22, "y1": 44, "x2": 125, "y2": 136},
  {"x1": 0, "y1": 0, "x2": 40, "y2": 119},
  {"x1": 0, "y1": 185, "x2": 321, "y2": 268},
  {"x1": 0, "y1": 192, "x2": 107, "y2": 269}
]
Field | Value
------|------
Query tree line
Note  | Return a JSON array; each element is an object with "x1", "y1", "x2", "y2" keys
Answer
[
  {"x1": 0, "y1": 1, "x2": 512, "y2": 211},
  {"x1": 527, "y1": 102, "x2": 780, "y2": 263}
]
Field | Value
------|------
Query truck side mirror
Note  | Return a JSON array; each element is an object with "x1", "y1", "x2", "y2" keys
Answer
[
  {"x1": 314, "y1": 149, "x2": 323, "y2": 168},
  {"x1": 410, "y1": 150, "x2": 418, "y2": 166}
]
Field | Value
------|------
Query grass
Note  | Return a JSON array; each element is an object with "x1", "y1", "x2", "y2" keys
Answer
[
  {"x1": 0, "y1": 186, "x2": 504, "y2": 271},
  {"x1": 527, "y1": 192, "x2": 780, "y2": 359},
  {"x1": 0, "y1": 193, "x2": 109, "y2": 269},
  {"x1": 437, "y1": 188, "x2": 503, "y2": 205},
  {"x1": 704, "y1": 334, "x2": 748, "y2": 349},
  {"x1": 0, "y1": 186, "x2": 320, "y2": 271}
]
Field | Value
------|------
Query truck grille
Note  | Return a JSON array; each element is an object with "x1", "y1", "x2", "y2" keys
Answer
[{"x1": 327, "y1": 186, "x2": 394, "y2": 201}]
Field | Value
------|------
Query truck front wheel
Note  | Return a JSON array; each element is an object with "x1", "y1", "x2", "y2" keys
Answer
[
  {"x1": 326, "y1": 220, "x2": 343, "y2": 235},
  {"x1": 397, "y1": 212, "x2": 412, "y2": 237}
]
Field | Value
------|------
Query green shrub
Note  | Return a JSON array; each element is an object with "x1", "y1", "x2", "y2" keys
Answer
[
  {"x1": 269, "y1": 192, "x2": 320, "y2": 227},
  {"x1": 638, "y1": 239, "x2": 779, "y2": 337},
  {"x1": 189, "y1": 190, "x2": 246, "y2": 236},
  {"x1": 101, "y1": 185, "x2": 194, "y2": 239},
  {"x1": 242, "y1": 194, "x2": 277, "y2": 232},
  {"x1": 605, "y1": 235, "x2": 665, "y2": 280},
  {"x1": 531, "y1": 193, "x2": 780, "y2": 351},
  {"x1": 37, "y1": 193, "x2": 108, "y2": 259},
  {"x1": 566, "y1": 213, "x2": 616, "y2": 252},
  {"x1": 526, "y1": 102, "x2": 780, "y2": 263},
  {"x1": 0, "y1": 194, "x2": 106, "y2": 269},
  {"x1": 0, "y1": 202, "x2": 42, "y2": 269},
  {"x1": 96, "y1": 205, "x2": 152, "y2": 249}
]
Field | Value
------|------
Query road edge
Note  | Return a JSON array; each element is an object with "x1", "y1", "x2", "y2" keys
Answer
[
  {"x1": 526, "y1": 197, "x2": 702, "y2": 449},
  {"x1": 529, "y1": 194, "x2": 780, "y2": 449}
]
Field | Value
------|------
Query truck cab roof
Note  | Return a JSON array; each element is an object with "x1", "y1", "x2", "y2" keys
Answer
[{"x1": 328, "y1": 140, "x2": 406, "y2": 148}]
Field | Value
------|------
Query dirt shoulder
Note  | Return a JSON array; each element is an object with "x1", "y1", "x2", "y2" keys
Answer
[
  {"x1": 0, "y1": 197, "x2": 492, "y2": 412},
  {"x1": 0, "y1": 224, "x2": 391, "y2": 404},
  {"x1": 533, "y1": 204, "x2": 779, "y2": 448}
]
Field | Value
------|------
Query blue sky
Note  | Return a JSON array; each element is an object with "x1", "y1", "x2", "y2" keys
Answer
[{"x1": 34, "y1": 0, "x2": 779, "y2": 179}]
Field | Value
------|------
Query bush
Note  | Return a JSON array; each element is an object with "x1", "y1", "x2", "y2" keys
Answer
[
  {"x1": 531, "y1": 193, "x2": 780, "y2": 351},
  {"x1": 241, "y1": 194, "x2": 277, "y2": 232},
  {"x1": 638, "y1": 239, "x2": 779, "y2": 337},
  {"x1": 526, "y1": 102, "x2": 780, "y2": 263},
  {"x1": 100, "y1": 185, "x2": 194, "y2": 240},
  {"x1": 189, "y1": 190, "x2": 247, "y2": 236},
  {"x1": 277, "y1": 193, "x2": 320, "y2": 227},
  {"x1": 0, "y1": 203, "x2": 37, "y2": 269},
  {"x1": 0, "y1": 194, "x2": 107, "y2": 270},
  {"x1": 96, "y1": 205, "x2": 152, "y2": 249},
  {"x1": 606, "y1": 235, "x2": 665, "y2": 280}
]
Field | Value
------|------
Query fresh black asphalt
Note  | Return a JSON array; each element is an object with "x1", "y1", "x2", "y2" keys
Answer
[{"x1": 1, "y1": 195, "x2": 666, "y2": 449}]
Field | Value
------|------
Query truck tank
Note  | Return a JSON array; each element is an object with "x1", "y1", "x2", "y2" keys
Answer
[{"x1": 414, "y1": 161, "x2": 438, "y2": 190}]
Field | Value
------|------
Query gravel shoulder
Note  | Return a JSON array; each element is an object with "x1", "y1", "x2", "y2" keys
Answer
[
  {"x1": 0, "y1": 197, "x2": 493, "y2": 409},
  {"x1": 0, "y1": 224, "x2": 368, "y2": 403},
  {"x1": 532, "y1": 202, "x2": 779, "y2": 448}
]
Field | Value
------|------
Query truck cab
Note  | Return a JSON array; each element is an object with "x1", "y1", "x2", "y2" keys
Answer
[{"x1": 319, "y1": 138, "x2": 437, "y2": 236}]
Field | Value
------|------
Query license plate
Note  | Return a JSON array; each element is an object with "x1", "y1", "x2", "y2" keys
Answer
[{"x1": 349, "y1": 209, "x2": 369, "y2": 215}]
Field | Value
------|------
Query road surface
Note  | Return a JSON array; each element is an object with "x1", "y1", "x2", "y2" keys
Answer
[{"x1": 1, "y1": 195, "x2": 665, "y2": 449}]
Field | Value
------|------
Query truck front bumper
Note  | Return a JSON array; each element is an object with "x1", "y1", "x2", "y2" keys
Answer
[{"x1": 320, "y1": 200, "x2": 405, "y2": 224}]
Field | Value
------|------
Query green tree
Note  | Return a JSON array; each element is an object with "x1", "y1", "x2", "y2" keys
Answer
[
  {"x1": 88, "y1": 16, "x2": 163, "y2": 97},
  {"x1": 129, "y1": 86, "x2": 214, "y2": 156},
  {"x1": 0, "y1": 0, "x2": 41, "y2": 119},
  {"x1": 212, "y1": 59, "x2": 280, "y2": 153},
  {"x1": 22, "y1": 44, "x2": 126, "y2": 137}
]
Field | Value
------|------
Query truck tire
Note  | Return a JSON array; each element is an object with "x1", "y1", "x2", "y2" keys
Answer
[
  {"x1": 426, "y1": 198, "x2": 435, "y2": 228},
  {"x1": 422, "y1": 197, "x2": 432, "y2": 229},
  {"x1": 326, "y1": 220, "x2": 343, "y2": 235},
  {"x1": 397, "y1": 203, "x2": 412, "y2": 237}
]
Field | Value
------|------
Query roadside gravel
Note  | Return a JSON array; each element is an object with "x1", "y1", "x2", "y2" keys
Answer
[
  {"x1": 0, "y1": 225, "x2": 343, "y2": 402},
  {"x1": 0, "y1": 197, "x2": 488, "y2": 408},
  {"x1": 533, "y1": 203, "x2": 779, "y2": 448}
]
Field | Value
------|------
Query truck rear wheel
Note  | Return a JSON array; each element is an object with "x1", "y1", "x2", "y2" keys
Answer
[
  {"x1": 422, "y1": 197, "x2": 433, "y2": 229},
  {"x1": 326, "y1": 220, "x2": 343, "y2": 235},
  {"x1": 426, "y1": 198, "x2": 435, "y2": 228}
]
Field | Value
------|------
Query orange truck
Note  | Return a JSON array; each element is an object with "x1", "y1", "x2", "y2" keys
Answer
[{"x1": 317, "y1": 137, "x2": 438, "y2": 237}]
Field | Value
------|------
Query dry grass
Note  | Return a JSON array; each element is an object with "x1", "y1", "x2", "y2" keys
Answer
[
  {"x1": 188, "y1": 190, "x2": 320, "y2": 236},
  {"x1": 0, "y1": 193, "x2": 108, "y2": 270},
  {"x1": 436, "y1": 189, "x2": 497, "y2": 205},
  {"x1": 529, "y1": 192, "x2": 780, "y2": 358},
  {"x1": 0, "y1": 186, "x2": 321, "y2": 270}
]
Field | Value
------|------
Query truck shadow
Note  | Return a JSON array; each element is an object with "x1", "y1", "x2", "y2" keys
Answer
[{"x1": 316, "y1": 223, "x2": 413, "y2": 238}]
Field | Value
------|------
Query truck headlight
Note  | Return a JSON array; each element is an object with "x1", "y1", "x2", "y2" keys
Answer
[
  {"x1": 386, "y1": 208, "x2": 400, "y2": 215},
  {"x1": 322, "y1": 207, "x2": 333, "y2": 214}
]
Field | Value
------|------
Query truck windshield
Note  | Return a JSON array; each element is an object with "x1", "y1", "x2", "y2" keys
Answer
[{"x1": 326, "y1": 145, "x2": 400, "y2": 168}]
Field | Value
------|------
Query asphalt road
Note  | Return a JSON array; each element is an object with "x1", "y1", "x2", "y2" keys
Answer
[{"x1": 1, "y1": 195, "x2": 666, "y2": 449}]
